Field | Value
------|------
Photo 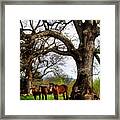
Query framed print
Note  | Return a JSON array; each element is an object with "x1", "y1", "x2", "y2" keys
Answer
[{"x1": 0, "y1": 0, "x2": 119, "y2": 119}]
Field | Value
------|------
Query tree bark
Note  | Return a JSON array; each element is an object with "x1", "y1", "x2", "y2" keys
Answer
[
  {"x1": 70, "y1": 26, "x2": 95, "y2": 99},
  {"x1": 27, "y1": 79, "x2": 32, "y2": 94}
]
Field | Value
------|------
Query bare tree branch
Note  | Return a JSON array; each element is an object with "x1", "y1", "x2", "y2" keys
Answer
[
  {"x1": 32, "y1": 30, "x2": 76, "y2": 52},
  {"x1": 73, "y1": 20, "x2": 83, "y2": 44},
  {"x1": 35, "y1": 20, "x2": 41, "y2": 30},
  {"x1": 20, "y1": 20, "x2": 23, "y2": 29},
  {"x1": 94, "y1": 53, "x2": 100, "y2": 64}
]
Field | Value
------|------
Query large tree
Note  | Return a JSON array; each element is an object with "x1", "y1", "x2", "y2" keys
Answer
[
  {"x1": 20, "y1": 20, "x2": 66, "y2": 93},
  {"x1": 20, "y1": 20, "x2": 100, "y2": 99}
]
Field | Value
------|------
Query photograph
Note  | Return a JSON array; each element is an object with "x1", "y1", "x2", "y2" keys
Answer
[{"x1": 20, "y1": 20, "x2": 100, "y2": 100}]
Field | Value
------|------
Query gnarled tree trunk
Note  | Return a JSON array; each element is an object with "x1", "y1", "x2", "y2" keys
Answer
[
  {"x1": 70, "y1": 21, "x2": 96, "y2": 99},
  {"x1": 27, "y1": 69, "x2": 32, "y2": 94}
]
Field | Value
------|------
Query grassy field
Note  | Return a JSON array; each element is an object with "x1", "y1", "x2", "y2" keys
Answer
[{"x1": 20, "y1": 94, "x2": 65, "y2": 100}]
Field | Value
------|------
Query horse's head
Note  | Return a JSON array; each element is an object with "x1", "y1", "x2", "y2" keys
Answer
[
  {"x1": 39, "y1": 86, "x2": 42, "y2": 92},
  {"x1": 49, "y1": 86, "x2": 53, "y2": 92},
  {"x1": 29, "y1": 88, "x2": 33, "y2": 95},
  {"x1": 30, "y1": 86, "x2": 40, "y2": 94}
]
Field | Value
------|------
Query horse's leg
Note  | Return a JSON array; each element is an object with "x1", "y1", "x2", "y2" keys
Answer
[
  {"x1": 54, "y1": 94, "x2": 56, "y2": 100},
  {"x1": 34, "y1": 95, "x2": 36, "y2": 100},
  {"x1": 66, "y1": 91, "x2": 68, "y2": 100},
  {"x1": 42, "y1": 94, "x2": 44, "y2": 100},
  {"x1": 45, "y1": 94, "x2": 47, "y2": 100},
  {"x1": 63, "y1": 93, "x2": 65, "y2": 100},
  {"x1": 39, "y1": 93, "x2": 41, "y2": 100},
  {"x1": 53, "y1": 94, "x2": 54, "y2": 99},
  {"x1": 56, "y1": 94, "x2": 58, "y2": 100},
  {"x1": 54, "y1": 94, "x2": 57, "y2": 100}
]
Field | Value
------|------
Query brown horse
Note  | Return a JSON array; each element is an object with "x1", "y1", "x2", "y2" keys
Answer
[
  {"x1": 30, "y1": 85, "x2": 49, "y2": 100},
  {"x1": 30, "y1": 86, "x2": 41, "y2": 100},
  {"x1": 52, "y1": 84, "x2": 68, "y2": 100},
  {"x1": 31, "y1": 85, "x2": 53, "y2": 100},
  {"x1": 30, "y1": 84, "x2": 68, "y2": 100},
  {"x1": 40, "y1": 85, "x2": 49, "y2": 100}
]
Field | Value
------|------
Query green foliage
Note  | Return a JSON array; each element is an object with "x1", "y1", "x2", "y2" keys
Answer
[
  {"x1": 45, "y1": 74, "x2": 71, "y2": 85},
  {"x1": 31, "y1": 75, "x2": 72, "y2": 88},
  {"x1": 41, "y1": 79, "x2": 50, "y2": 85},
  {"x1": 67, "y1": 80, "x2": 76, "y2": 97},
  {"x1": 93, "y1": 78, "x2": 100, "y2": 96},
  {"x1": 34, "y1": 71, "x2": 42, "y2": 79},
  {"x1": 50, "y1": 76, "x2": 66, "y2": 85},
  {"x1": 32, "y1": 81, "x2": 42, "y2": 86}
]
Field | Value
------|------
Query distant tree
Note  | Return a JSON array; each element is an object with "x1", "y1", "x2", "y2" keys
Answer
[
  {"x1": 20, "y1": 20, "x2": 66, "y2": 93},
  {"x1": 45, "y1": 74, "x2": 70, "y2": 85},
  {"x1": 67, "y1": 80, "x2": 76, "y2": 98}
]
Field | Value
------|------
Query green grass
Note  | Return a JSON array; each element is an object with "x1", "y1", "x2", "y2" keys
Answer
[{"x1": 20, "y1": 94, "x2": 65, "y2": 100}]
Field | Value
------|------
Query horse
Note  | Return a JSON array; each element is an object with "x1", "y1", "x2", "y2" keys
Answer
[
  {"x1": 30, "y1": 86, "x2": 41, "y2": 100},
  {"x1": 30, "y1": 85, "x2": 52, "y2": 100},
  {"x1": 52, "y1": 84, "x2": 68, "y2": 100},
  {"x1": 30, "y1": 84, "x2": 68, "y2": 100},
  {"x1": 40, "y1": 85, "x2": 49, "y2": 100}
]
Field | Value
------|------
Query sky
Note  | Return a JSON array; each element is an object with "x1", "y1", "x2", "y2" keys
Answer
[
  {"x1": 21, "y1": 20, "x2": 100, "y2": 80},
  {"x1": 59, "y1": 56, "x2": 77, "y2": 79},
  {"x1": 58, "y1": 55, "x2": 100, "y2": 80}
]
